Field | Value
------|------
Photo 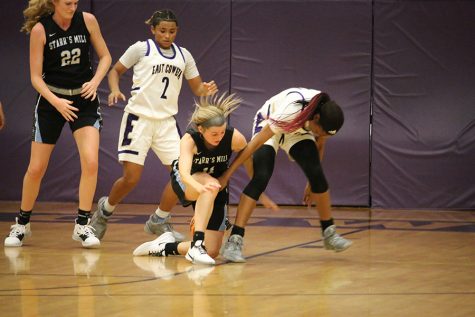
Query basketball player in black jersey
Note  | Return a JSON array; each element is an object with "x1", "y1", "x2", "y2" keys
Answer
[
  {"x1": 4, "y1": 0, "x2": 111, "y2": 248},
  {"x1": 133, "y1": 93, "x2": 247, "y2": 265}
]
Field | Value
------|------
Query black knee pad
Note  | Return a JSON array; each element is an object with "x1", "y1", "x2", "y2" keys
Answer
[
  {"x1": 243, "y1": 145, "x2": 276, "y2": 200},
  {"x1": 289, "y1": 140, "x2": 328, "y2": 193}
]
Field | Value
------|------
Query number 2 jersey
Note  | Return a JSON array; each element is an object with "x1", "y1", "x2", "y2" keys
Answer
[
  {"x1": 40, "y1": 11, "x2": 93, "y2": 89},
  {"x1": 119, "y1": 40, "x2": 200, "y2": 120}
]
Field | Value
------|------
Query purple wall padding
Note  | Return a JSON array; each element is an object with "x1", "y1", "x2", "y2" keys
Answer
[
  {"x1": 372, "y1": 1, "x2": 475, "y2": 209},
  {"x1": 228, "y1": 0, "x2": 372, "y2": 206},
  {"x1": 1, "y1": 0, "x2": 474, "y2": 210}
]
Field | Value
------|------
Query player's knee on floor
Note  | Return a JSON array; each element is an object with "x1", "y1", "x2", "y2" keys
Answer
[{"x1": 207, "y1": 248, "x2": 220, "y2": 259}]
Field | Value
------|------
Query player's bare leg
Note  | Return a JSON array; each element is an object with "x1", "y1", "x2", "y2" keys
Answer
[
  {"x1": 5, "y1": 142, "x2": 54, "y2": 247},
  {"x1": 90, "y1": 161, "x2": 143, "y2": 239},
  {"x1": 144, "y1": 179, "x2": 185, "y2": 241},
  {"x1": 72, "y1": 126, "x2": 100, "y2": 248}
]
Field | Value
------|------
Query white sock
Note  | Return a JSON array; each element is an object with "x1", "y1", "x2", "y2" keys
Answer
[
  {"x1": 154, "y1": 207, "x2": 170, "y2": 219},
  {"x1": 104, "y1": 198, "x2": 116, "y2": 212}
]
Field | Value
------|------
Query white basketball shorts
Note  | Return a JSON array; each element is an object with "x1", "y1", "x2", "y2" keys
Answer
[
  {"x1": 252, "y1": 119, "x2": 315, "y2": 159},
  {"x1": 117, "y1": 112, "x2": 180, "y2": 166}
]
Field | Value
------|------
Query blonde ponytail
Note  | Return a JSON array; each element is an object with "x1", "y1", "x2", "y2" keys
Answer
[
  {"x1": 21, "y1": 0, "x2": 54, "y2": 33},
  {"x1": 190, "y1": 93, "x2": 241, "y2": 128}
]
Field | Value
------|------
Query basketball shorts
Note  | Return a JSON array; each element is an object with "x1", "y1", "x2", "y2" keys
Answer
[
  {"x1": 252, "y1": 116, "x2": 315, "y2": 159},
  {"x1": 170, "y1": 160, "x2": 228, "y2": 231},
  {"x1": 117, "y1": 112, "x2": 180, "y2": 165},
  {"x1": 32, "y1": 92, "x2": 102, "y2": 144}
]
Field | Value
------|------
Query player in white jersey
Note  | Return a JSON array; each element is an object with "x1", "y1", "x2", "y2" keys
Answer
[
  {"x1": 219, "y1": 88, "x2": 353, "y2": 262},
  {"x1": 90, "y1": 10, "x2": 218, "y2": 241}
]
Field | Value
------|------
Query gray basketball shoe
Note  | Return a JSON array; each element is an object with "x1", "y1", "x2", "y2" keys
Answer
[
  {"x1": 90, "y1": 196, "x2": 110, "y2": 240},
  {"x1": 221, "y1": 234, "x2": 246, "y2": 263},
  {"x1": 323, "y1": 225, "x2": 352, "y2": 252},
  {"x1": 144, "y1": 213, "x2": 185, "y2": 242}
]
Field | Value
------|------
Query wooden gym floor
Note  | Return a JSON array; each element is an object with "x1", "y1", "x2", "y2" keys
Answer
[{"x1": 0, "y1": 201, "x2": 474, "y2": 316}]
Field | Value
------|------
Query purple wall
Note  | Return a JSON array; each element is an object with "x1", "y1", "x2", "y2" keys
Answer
[
  {"x1": 372, "y1": 1, "x2": 475, "y2": 209},
  {"x1": 228, "y1": 0, "x2": 371, "y2": 206},
  {"x1": 0, "y1": 0, "x2": 473, "y2": 210}
]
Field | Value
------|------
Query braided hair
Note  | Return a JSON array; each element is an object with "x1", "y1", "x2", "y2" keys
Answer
[
  {"x1": 270, "y1": 93, "x2": 343, "y2": 134},
  {"x1": 145, "y1": 9, "x2": 178, "y2": 27}
]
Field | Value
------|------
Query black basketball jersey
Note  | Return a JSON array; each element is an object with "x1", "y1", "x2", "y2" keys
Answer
[
  {"x1": 188, "y1": 127, "x2": 234, "y2": 178},
  {"x1": 40, "y1": 11, "x2": 93, "y2": 88}
]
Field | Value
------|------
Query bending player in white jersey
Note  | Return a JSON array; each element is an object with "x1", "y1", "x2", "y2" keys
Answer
[
  {"x1": 220, "y1": 88, "x2": 353, "y2": 262},
  {"x1": 90, "y1": 9, "x2": 218, "y2": 241}
]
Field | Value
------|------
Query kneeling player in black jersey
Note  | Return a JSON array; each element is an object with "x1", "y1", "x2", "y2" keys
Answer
[{"x1": 133, "y1": 93, "x2": 247, "y2": 265}]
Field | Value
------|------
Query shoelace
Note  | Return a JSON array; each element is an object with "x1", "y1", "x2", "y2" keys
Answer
[
  {"x1": 9, "y1": 224, "x2": 25, "y2": 236},
  {"x1": 149, "y1": 243, "x2": 166, "y2": 256},
  {"x1": 328, "y1": 233, "x2": 349, "y2": 247},
  {"x1": 150, "y1": 249, "x2": 165, "y2": 256},
  {"x1": 229, "y1": 239, "x2": 242, "y2": 251},
  {"x1": 231, "y1": 244, "x2": 241, "y2": 251},
  {"x1": 196, "y1": 244, "x2": 208, "y2": 254},
  {"x1": 80, "y1": 225, "x2": 97, "y2": 237}
]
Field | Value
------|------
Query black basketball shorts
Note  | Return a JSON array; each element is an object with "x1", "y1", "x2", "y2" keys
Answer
[
  {"x1": 170, "y1": 160, "x2": 228, "y2": 231},
  {"x1": 32, "y1": 92, "x2": 102, "y2": 144}
]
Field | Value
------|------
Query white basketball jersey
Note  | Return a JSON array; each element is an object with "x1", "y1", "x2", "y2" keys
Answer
[
  {"x1": 256, "y1": 87, "x2": 321, "y2": 134},
  {"x1": 124, "y1": 40, "x2": 187, "y2": 119}
]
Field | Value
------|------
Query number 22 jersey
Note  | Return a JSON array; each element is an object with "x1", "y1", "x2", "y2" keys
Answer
[{"x1": 40, "y1": 11, "x2": 93, "y2": 89}]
